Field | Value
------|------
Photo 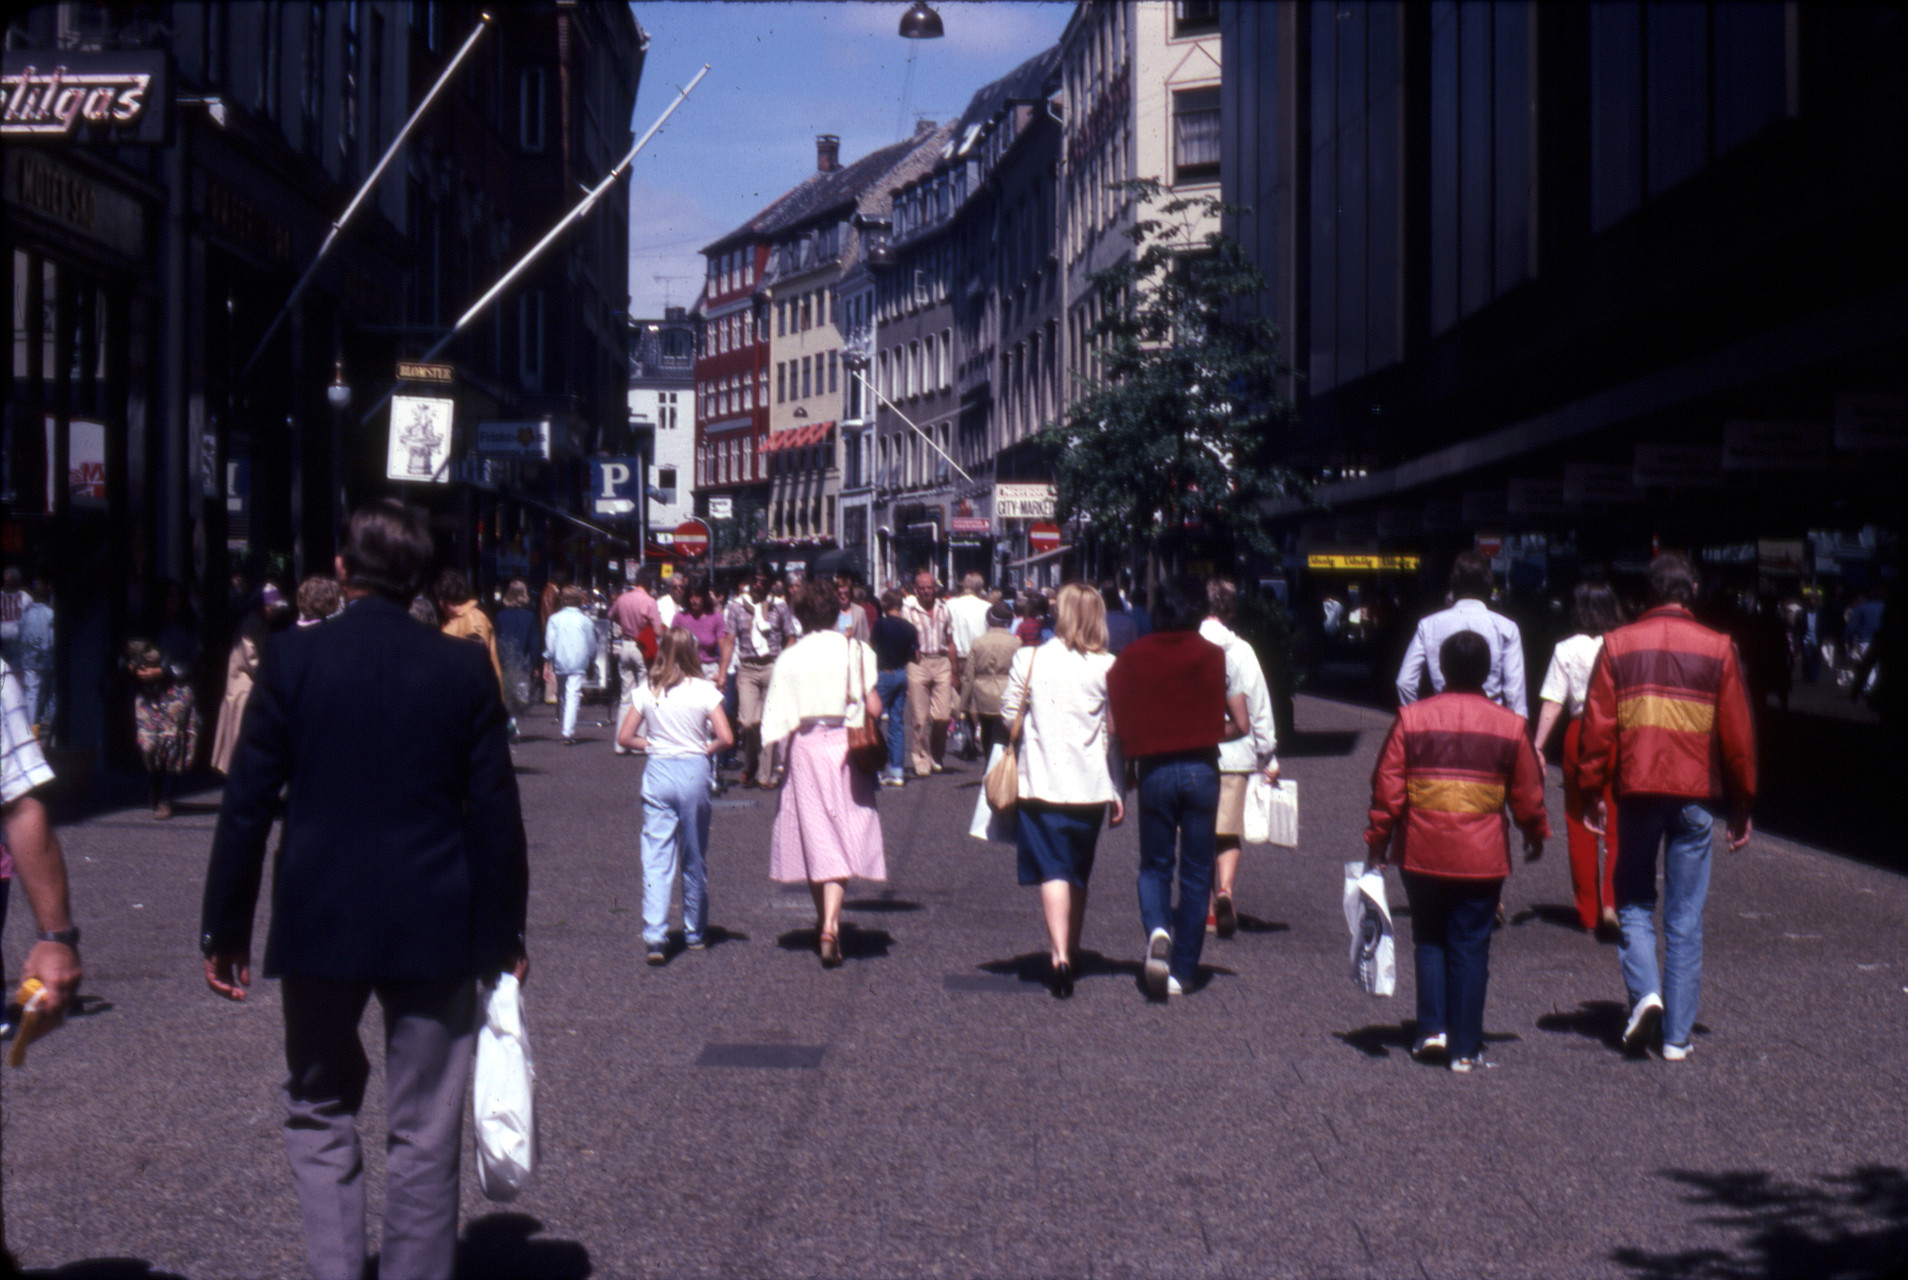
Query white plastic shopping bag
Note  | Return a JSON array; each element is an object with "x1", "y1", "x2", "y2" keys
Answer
[
  {"x1": 968, "y1": 743, "x2": 1017, "y2": 843},
  {"x1": 1343, "y1": 862, "x2": 1397, "y2": 997},
  {"x1": 1243, "y1": 776, "x2": 1299, "y2": 847},
  {"x1": 473, "y1": 973, "x2": 537, "y2": 1201}
]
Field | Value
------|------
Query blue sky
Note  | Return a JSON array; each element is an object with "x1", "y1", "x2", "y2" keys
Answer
[{"x1": 624, "y1": 1, "x2": 1074, "y2": 317}]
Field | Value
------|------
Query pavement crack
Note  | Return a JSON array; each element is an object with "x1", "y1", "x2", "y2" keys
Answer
[{"x1": 1352, "y1": 1219, "x2": 1374, "y2": 1262}]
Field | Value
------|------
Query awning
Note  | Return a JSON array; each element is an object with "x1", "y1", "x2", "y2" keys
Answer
[
  {"x1": 1009, "y1": 544, "x2": 1073, "y2": 569},
  {"x1": 762, "y1": 420, "x2": 835, "y2": 452}
]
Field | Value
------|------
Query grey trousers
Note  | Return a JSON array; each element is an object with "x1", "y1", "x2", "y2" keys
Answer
[{"x1": 281, "y1": 975, "x2": 478, "y2": 1280}]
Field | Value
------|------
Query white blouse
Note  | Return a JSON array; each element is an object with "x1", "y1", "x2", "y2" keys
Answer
[
  {"x1": 999, "y1": 639, "x2": 1122, "y2": 806},
  {"x1": 760, "y1": 630, "x2": 879, "y2": 746},
  {"x1": 1539, "y1": 632, "x2": 1605, "y2": 721}
]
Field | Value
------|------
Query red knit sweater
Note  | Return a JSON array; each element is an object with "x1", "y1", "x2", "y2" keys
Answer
[{"x1": 1107, "y1": 631, "x2": 1227, "y2": 759}]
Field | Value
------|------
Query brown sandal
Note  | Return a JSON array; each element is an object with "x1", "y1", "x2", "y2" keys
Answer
[{"x1": 818, "y1": 931, "x2": 841, "y2": 968}]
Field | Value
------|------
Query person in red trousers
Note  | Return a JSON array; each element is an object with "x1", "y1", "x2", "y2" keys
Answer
[{"x1": 1532, "y1": 578, "x2": 1627, "y2": 937}]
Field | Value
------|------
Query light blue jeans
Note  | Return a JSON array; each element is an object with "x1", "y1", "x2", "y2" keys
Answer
[
  {"x1": 641, "y1": 755, "x2": 713, "y2": 948},
  {"x1": 1614, "y1": 796, "x2": 1715, "y2": 1049},
  {"x1": 557, "y1": 672, "x2": 587, "y2": 739},
  {"x1": 875, "y1": 669, "x2": 909, "y2": 781}
]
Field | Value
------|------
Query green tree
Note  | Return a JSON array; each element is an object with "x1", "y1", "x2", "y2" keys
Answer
[{"x1": 1038, "y1": 181, "x2": 1300, "y2": 596}]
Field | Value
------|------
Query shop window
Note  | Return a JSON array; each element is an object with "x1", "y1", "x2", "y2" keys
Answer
[{"x1": 1173, "y1": 86, "x2": 1221, "y2": 183}]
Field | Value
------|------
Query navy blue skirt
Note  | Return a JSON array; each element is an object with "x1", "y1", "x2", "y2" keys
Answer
[{"x1": 1016, "y1": 800, "x2": 1105, "y2": 887}]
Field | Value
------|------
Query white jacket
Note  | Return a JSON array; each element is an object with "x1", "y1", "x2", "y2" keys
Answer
[{"x1": 1200, "y1": 618, "x2": 1277, "y2": 774}]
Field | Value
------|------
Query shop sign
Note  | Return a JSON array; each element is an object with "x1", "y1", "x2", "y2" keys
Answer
[
  {"x1": 1722, "y1": 421, "x2": 1830, "y2": 470},
  {"x1": 1306, "y1": 553, "x2": 1422, "y2": 572},
  {"x1": 206, "y1": 179, "x2": 294, "y2": 266},
  {"x1": 475, "y1": 420, "x2": 551, "y2": 460},
  {"x1": 398, "y1": 361, "x2": 455, "y2": 384},
  {"x1": 43, "y1": 416, "x2": 106, "y2": 511},
  {"x1": 2, "y1": 51, "x2": 170, "y2": 144},
  {"x1": 386, "y1": 396, "x2": 454, "y2": 483},
  {"x1": 1833, "y1": 393, "x2": 1908, "y2": 451},
  {"x1": 1634, "y1": 443, "x2": 1723, "y2": 488},
  {"x1": 995, "y1": 482, "x2": 1055, "y2": 520},
  {"x1": 1562, "y1": 463, "x2": 1640, "y2": 505},
  {"x1": 709, "y1": 496, "x2": 734, "y2": 520},
  {"x1": 5, "y1": 150, "x2": 143, "y2": 257},
  {"x1": 950, "y1": 515, "x2": 991, "y2": 534}
]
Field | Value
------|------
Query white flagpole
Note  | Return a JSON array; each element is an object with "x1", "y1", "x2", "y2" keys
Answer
[
  {"x1": 853, "y1": 368, "x2": 973, "y2": 482},
  {"x1": 240, "y1": 13, "x2": 494, "y2": 379},
  {"x1": 361, "y1": 64, "x2": 711, "y2": 427}
]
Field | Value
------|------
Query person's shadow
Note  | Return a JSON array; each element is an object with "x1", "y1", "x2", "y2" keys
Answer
[
  {"x1": 449, "y1": 1213, "x2": 591, "y2": 1279},
  {"x1": 776, "y1": 921, "x2": 894, "y2": 962}
]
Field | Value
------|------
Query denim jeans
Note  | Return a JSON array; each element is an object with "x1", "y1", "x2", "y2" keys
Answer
[
  {"x1": 876, "y1": 669, "x2": 909, "y2": 781},
  {"x1": 1400, "y1": 872, "x2": 1503, "y2": 1062},
  {"x1": 640, "y1": 755, "x2": 713, "y2": 947},
  {"x1": 1614, "y1": 795, "x2": 1715, "y2": 1049},
  {"x1": 1135, "y1": 754, "x2": 1220, "y2": 987},
  {"x1": 557, "y1": 672, "x2": 586, "y2": 739}
]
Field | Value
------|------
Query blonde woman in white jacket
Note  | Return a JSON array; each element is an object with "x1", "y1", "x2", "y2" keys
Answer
[{"x1": 1000, "y1": 583, "x2": 1125, "y2": 998}]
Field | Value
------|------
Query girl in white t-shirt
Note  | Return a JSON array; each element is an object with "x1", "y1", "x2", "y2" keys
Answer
[{"x1": 618, "y1": 626, "x2": 734, "y2": 965}]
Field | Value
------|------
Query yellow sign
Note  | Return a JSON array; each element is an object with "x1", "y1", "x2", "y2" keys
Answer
[
  {"x1": 1307, "y1": 553, "x2": 1422, "y2": 572},
  {"x1": 397, "y1": 361, "x2": 454, "y2": 383},
  {"x1": 659, "y1": 564, "x2": 674, "y2": 578}
]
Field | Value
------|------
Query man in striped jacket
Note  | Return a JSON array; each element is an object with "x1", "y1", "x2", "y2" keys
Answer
[{"x1": 1578, "y1": 552, "x2": 1756, "y2": 1063}]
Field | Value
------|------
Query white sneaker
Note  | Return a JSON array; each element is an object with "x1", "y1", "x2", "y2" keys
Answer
[
  {"x1": 1623, "y1": 993, "x2": 1664, "y2": 1052},
  {"x1": 1143, "y1": 928, "x2": 1171, "y2": 997},
  {"x1": 1661, "y1": 1042, "x2": 1692, "y2": 1062},
  {"x1": 1166, "y1": 976, "x2": 1185, "y2": 997},
  {"x1": 1450, "y1": 1056, "x2": 1482, "y2": 1074},
  {"x1": 1412, "y1": 1032, "x2": 1449, "y2": 1062}
]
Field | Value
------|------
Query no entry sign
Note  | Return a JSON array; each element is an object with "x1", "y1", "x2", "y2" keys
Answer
[
  {"x1": 1029, "y1": 521, "x2": 1062, "y2": 553},
  {"x1": 673, "y1": 519, "x2": 710, "y2": 556}
]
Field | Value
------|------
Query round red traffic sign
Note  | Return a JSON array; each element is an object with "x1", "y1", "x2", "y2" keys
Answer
[
  {"x1": 1029, "y1": 521, "x2": 1062, "y2": 553},
  {"x1": 674, "y1": 519, "x2": 710, "y2": 555}
]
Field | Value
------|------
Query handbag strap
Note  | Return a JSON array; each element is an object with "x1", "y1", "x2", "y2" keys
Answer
[{"x1": 1008, "y1": 647, "x2": 1038, "y2": 745}]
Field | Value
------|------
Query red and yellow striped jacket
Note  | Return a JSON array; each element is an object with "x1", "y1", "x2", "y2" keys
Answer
[
  {"x1": 1365, "y1": 691, "x2": 1550, "y2": 879},
  {"x1": 1576, "y1": 605, "x2": 1756, "y2": 809}
]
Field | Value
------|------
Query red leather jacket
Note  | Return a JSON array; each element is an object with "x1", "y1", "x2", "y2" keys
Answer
[
  {"x1": 1366, "y1": 691, "x2": 1549, "y2": 880},
  {"x1": 1576, "y1": 605, "x2": 1756, "y2": 813}
]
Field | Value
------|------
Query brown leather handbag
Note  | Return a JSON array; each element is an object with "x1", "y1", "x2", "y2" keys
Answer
[
  {"x1": 984, "y1": 649, "x2": 1037, "y2": 811},
  {"x1": 844, "y1": 637, "x2": 889, "y2": 774}
]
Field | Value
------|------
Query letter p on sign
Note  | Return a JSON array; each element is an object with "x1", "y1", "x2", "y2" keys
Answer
[{"x1": 599, "y1": 463, "x2": 631, "y2": 498}]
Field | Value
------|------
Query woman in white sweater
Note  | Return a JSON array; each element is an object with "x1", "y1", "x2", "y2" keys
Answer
[
  {"x1": 1000, "y1": 582, "x2": 1125, "y2": 998},
  {"x1": 761, "y1": 579, "x2": 887, "y2": 967}
]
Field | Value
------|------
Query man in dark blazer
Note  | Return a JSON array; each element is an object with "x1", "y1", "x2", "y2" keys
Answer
[{"x1": 202, "y1": 500, "x2": 528, "y2": 1280}]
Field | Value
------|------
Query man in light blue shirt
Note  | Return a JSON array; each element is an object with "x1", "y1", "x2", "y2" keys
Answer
[
  {"x1": 543, "y1": 586, "x2": 599, "y2": 744},
  {"x1": 1395, "y1": 550, "x2": 1527, "y2": 716}
]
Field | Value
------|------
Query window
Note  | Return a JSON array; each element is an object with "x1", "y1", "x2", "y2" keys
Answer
[
  {"x1": 758, "y1": 368, "x2": 768, "y2": 406},
  {"x1": 518, "y1": 291, "x2": 544, "y2": 389},
  {"x1": 1174, "y1": 0, "x2": 1219, "y2": 37},
  {"x1": 828, "y1": 349, "x2": 838, "y2": 393},
  {"x1": 1173, "y1": 86, "x2": 1221, "y2": 182},
  {"x1": 877, "y1": 350, "x2": 890, "y2": 401},
  {"x1": 256, "y1": 3, "x2": 282, "y2": 117},
  {"x1": 743, "y1": 437, "x2": 754, "y2": 479},
  {"x1": 696, "y1": 444, "x2": 706, "y2": 485},
  {"x1": 801, "y1": 295, "x2": 812, "y2": 331},
  {"x1": 777, "y1": 301, "x2": 786, "y2": 336},
  {"x1": 777, "y1": 362, "x2": 786, "y2": 403},
  {"x1": 801, "y1": 356, "x2": 812, "y2": 399},
  {"x1": 519, "y1": 68, "x2": 546, "y2": 152},
  {"x1": 658, "y1": 467, "x2": 677, "y2": 492},
  {"x1": 939, "y1": 330, "x2": 951, "y2": 390}
]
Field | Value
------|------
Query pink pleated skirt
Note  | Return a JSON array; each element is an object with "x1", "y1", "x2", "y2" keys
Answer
[{"x1": 769, "y1": 724, "x2": 888, "y2": 884}]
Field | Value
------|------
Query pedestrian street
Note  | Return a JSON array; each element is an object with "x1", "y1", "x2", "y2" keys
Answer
[{"x1": 5, "y1": 693, "x2": 1906, "y2": 1279}]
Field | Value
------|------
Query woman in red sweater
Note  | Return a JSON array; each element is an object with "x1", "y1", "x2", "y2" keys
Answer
[
  {"x1": 1365, "y1": 630, "x2": 1549, "y2": 1070},
  {"x1": 1108, "y1": 578, "x2": 1248, "y2": 999}
]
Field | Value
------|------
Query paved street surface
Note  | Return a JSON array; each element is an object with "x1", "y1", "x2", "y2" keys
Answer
[{"x1": 6, "y1": 694, "x2": 1906, "y2": 1279}]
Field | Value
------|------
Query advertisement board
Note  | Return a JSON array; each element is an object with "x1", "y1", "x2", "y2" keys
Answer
[
  {"x1": 387, "y1": 396, "x2": 454, "y2": 483},
  {"x1": 995, "y1": 482, "x2": 1055, "y2": 520}
]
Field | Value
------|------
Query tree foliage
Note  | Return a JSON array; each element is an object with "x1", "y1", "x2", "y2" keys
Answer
[{"x1": 1038, "y1": 181, "x2": 1300, "y2": 575}]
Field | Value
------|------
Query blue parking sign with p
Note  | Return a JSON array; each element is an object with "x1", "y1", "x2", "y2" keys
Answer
[{"x1": 591, "y1": 458, "x2": 641, "y2": 516}]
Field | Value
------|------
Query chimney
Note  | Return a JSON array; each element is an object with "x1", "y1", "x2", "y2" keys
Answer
[{"x1": 816, "y1": 134, "x2": 840, "y2": 173}]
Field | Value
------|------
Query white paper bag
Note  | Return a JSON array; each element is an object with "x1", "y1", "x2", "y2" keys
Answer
[
  {"x1": 968, "y1": 744, "x2": 1017, "y2": 843},
  {"x1": 1244, "y1": 775, "x2": 1299, "y2": 847},
  {"x1": 1343, "y1": 862, "x2": 1396, "y2": 998},
  {"x1": 473, "y1": 973, "x2": 537, "y2": 1201}
]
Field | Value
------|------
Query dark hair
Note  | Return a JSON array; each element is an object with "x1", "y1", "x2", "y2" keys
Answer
[
  {"x1": 342, "y1": 500, "x2": 433, "y2": 601},
  {"x1": 1647, "y1": 552, "x2": 1697, "y2": 606},
  {"x1": 1440, "y1": 630, "x2": 1491, "y2": 691},
  {"x1": 434, "y1": 568, "x2": 473, "y2": 607},
  {"x1": 794, "y1": 578, "x2": 840, "y2": 632},
  {"x1": 1101, "y1": 583, "x2": 1122, "y2": 615},
  {"x1": 1149, "y1": 576, "x2": 1207, "y2": 633},
  {"x1": 1571, "y1": 580, "x2": 1625, "y2": 637},
  {"x1": 880, "y1": 588, "x2": 906, "y2": 612},
  {"x1": 1449, "y1": 550, "x2": 1493, "y2": 601},
  {"x1": 1206, "y1": 578, "x2": 1237, "y2": 621}
]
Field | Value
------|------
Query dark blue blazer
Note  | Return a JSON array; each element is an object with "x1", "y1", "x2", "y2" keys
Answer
[{"x1": 201, "y1": 595, "x2": 529, "y2": 981}]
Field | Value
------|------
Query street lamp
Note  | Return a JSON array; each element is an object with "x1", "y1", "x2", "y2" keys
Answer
[{"x1": 898, "y1": 2, "x2": 944, "y2": 39}]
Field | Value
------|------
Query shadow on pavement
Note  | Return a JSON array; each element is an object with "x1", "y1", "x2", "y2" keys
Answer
[
  {"x1": 1536, "y1": 1002, "x2": 1713, "y2": 1058},
  {"x1": 1337, "y1": 1023, "x2": 1522, "y2": 1060},
  {"x1": 775, "y1": 923, "x2": 893, "y2": 962},
  {"x1": 22, "y1": 1260, "x2": 189, "y2": 1279},
  {"x1": 1610, "y1": 1166, "x2": 1908, "y2": 1280},
  {"x1": 1280, "y1": 730, "x2": 1362, "y2": 758},
  {"x1": 844, "y1": 897, "x2": 923, "y2": 913},
  {"x1": 451, "y1": 1212, "x2": 591, "y2": 1279},
  {"x1": 1510, "y1": 903, "x2": 1606, "y2": 936},
  {"x1": 1234, "y1": 913, "x2": 1290, "y2": 934}
]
